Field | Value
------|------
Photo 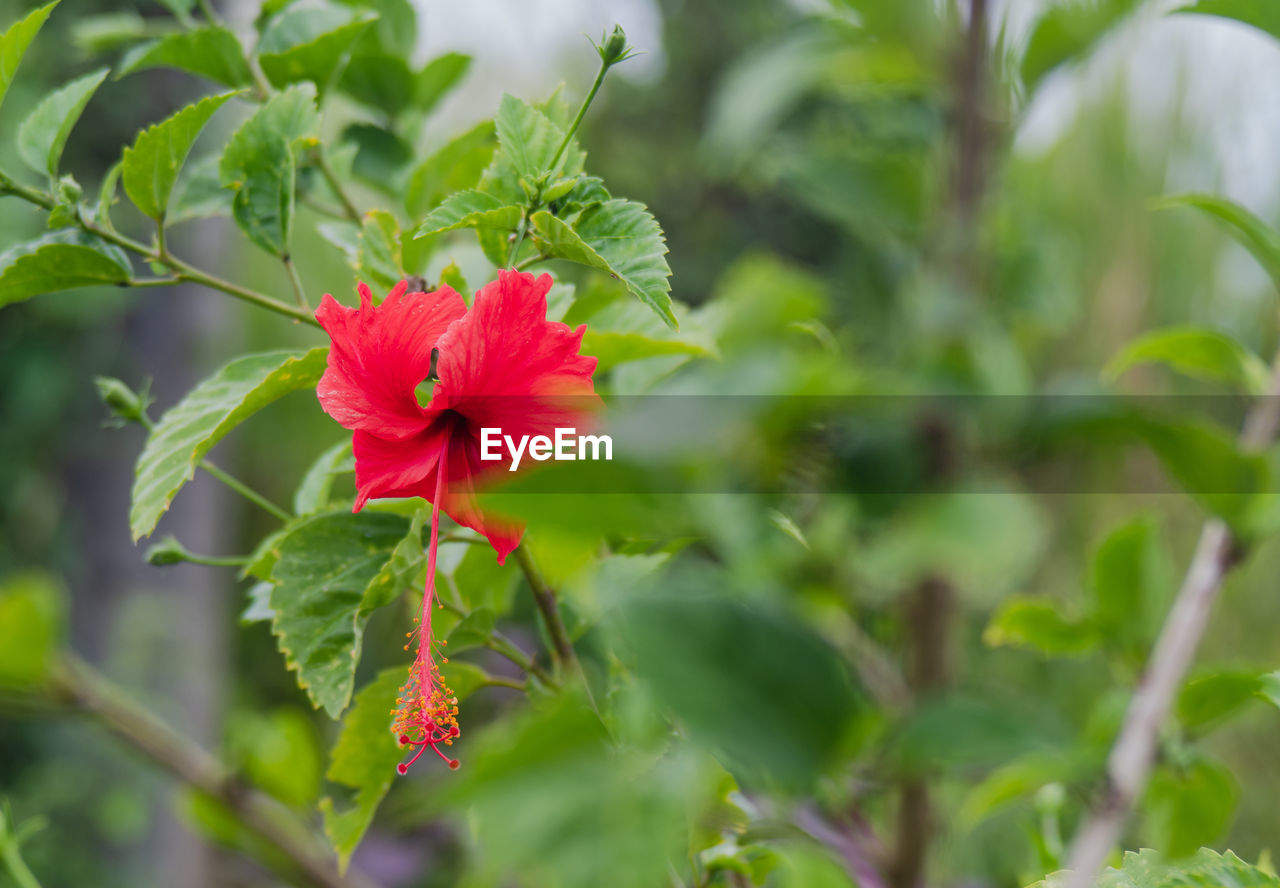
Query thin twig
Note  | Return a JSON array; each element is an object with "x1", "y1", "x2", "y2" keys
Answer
[
  {"x1": 513, "y1": 544, "x2": 577, "y2": 671},
  {"x1": 0, "y1": 177, "x2": 318, "y2": 327},
  {"x1": 1062, "y1": 353, "x2": 1280, "y2": 884},
  {"x1": 47, "y1": 656, "x2": 378, "y2": 888},
  {"x1": 199, "y1": 461, "x2": 293, "y2": 522},
  {"x1": 283, "y1": 254, "x2": 309, "y2": 309},
  {"x1": 312, "y1": 150, "x2": 361, "y2": 224}
]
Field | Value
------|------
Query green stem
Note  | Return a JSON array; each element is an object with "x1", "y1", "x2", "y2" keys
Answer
[
  {"x1": 194, "y1": 0, "x2": 219, "y2": 24},
  {"x1": 128, "y1": 277, "x2": 182, "y2": 288},
  {"x1": 180, "y1": 550, "x2": 252, "y2": 568},
  {"x1": 547, "y1": 59, "x2": 610, "y2": 176},
  {"x1": 47, "y1": 656, "x2": 376, "y2": 888},
  {"x1": 199, "y1": 461, "x2": 293, "y2": 522},
  {"x1": 282, "y1": 254, "x2": 308, "y2": 309},
  {"x1": 313, "y1": 150, "x2": 361, "y2": 223},
  {"x1": 0, "y1": 813, "x2": 42, "y2": 888},
  {"x1": 480, "y1": 676, "x2": 526, "y2": 691},
  {"x1": 2, "y1": 174, "x2": 318, "y2": 327},
  {"x1": 506, "y1": 211, "x2": 529, "y2": 268},
  {"x1": 514, "y1": 252, "x2": 548, "y2": 272},
  {"x1": 514, "y1": 544, "x2": 576, "y2": 670}
]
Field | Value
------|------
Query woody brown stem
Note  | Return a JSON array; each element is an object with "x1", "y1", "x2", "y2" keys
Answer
[{"x1": 47, "y1": 655, "x2": 378, "y2": 888}]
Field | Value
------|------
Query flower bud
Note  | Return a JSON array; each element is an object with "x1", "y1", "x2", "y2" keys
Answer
[
  {"x1": 145, "y1": 536, "x2": 192, "y2": 566},
  {"x1": 94, "y1": 376, "x2": 151, "y2": 425},
  {"x1": 598, "y1": 25, "x2": 630, "y2": 66}
]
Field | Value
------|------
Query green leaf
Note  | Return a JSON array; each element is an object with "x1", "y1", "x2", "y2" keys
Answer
[
  {"x1": 0, "y1": 230, "x2": 132, "y2": 307},
  {"x1": 267, "y1": 511, "x2": 409, "y2": 716},
  {"x1": 1177, "y1": 670, "x2": 1266, "y2": 729},
  {"x1": 620, "y1": 592, "x2": 860, "y2": 788},
  {"x1": 219, "y1": 83, "x2": 319, "y2": 255},
  {"x1": 17, "y1": 67, "x2": 109, "y2": 178},
  {"x1": 1022, "y1": 0, "x2": 1141, "y2": 93},
  {"x1": 480, "y1": 94, "x2": 583, "y2": 205},
  {"x1": 319, "y1": 667, "x2": 403, "y2": 872},
  {"x1": 334, "y1": 0, "x2": 414, "y2": 56},
  {"x1": 130, "y1": 347, "x2": 328, "y2": 539},
  {"x1": 122, "y1": 91, "x2": 237, "y2": 220},
  {"x1": 440, "y1": 660, "x2": 493, "y2": 701},
  {"x1": 1032, "y1": 844, "x2": 1276, "y2": 887},
  {"x1": 357, "y1": 209, "x2": 404, "y2": 291},
  {"x1": 94, "y1": 159, "x2": 123, "y2": 231},
  {"x1": 0, "y1": 1, "x2": 57, "y2": 117},
  {"x1": 118, "y1": 27, "x2": 254, "y2": 88},
  {"x1": 445, "y1": 607, "x2": 495, "y2": 653},
  {"x1": 1176, "y1": 0, "x2": 1280, "y2": 43},
  {"x1": 0, "y1": 572, "x2": 63, "y2": 686},
  {"x1": 1106, "y1": 325, "x2": 1270, "y2": 394},
  {"x1": 413, "y1": 189, "x2": 522, "y2": 239},
  {"x1": 1145, "y1": 759, "x2": 1237, "y2": 858},
  {"x1": 1135, "y1": 415, "x2": 1268, "y2": 527},
  {"x1": 338, "y1": 51, "x2": 414, "y2": 117},
  {"x1": 578, "y1": 297, "x2": 716, "y2": 372},
  {"x1": 1158, "y1": 193, "x2": 1280, "y2": 292},
  {"x1": 530, "y1": 200, "x2": 675, "y2": 328},
  {"x1": 169, "y1": 154, "x2": 231, "y2": 224},
  {"x1": 156, "y1": 0, "x2": 195, "y2": 22},
  {"x1": 983, "y1": 598, "x2": 1098, "y2": 656},
  {"x1": 258, "y1": 3, "x2": 374, "y2": 93},
  {"x1": 1089, "y1": 517, "x2": 1171, "y2": 660},
  {"x1": 341, "y1": 123, "x2": 412, "y2": 190},
  {"x1": 404, "y1": 120, "x2": 495, "y2": 217},
  {"x1": 70, "y1": 11, "x2": 158, "y2": 54},
  {"x1": 294, "y1": 439, "x2": 352, "y2": 514},
  {"x1": 415, "y1": 51, "x2": 470, "y2": 114}
]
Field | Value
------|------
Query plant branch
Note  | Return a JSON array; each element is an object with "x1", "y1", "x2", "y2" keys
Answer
[
  {"x1": 0, "y1": 807, "x2": 43, "y2": 888},
  {"x1": 513, "y1": 544, "x2": 578, "y2": 671},
  {"x1": 0, "y1": 176, "x2": 319, "y2": 327},
  {"x1": 47, "y1": 655, "x2": 378, "y2": 888},
  {"x1": 312, "y1": 149, "x2": 361, "y2": 223},
  {"x1": 548, "y1": 58, "x2": 609, "y2": 176},
  {"x1": 1062, "y1": 353, "x2": 1280, "y2": 884},
  {"x1": 282, "y1": 254, "x2": 309, "y2": 309}
]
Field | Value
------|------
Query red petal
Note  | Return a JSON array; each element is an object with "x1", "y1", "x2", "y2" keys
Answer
[
  {"x1": 316, "y1": 281, "x2": 466, "y2": 440},
  {"x1": 353, "y1": 421, "x2": 523, "y2": 562}
]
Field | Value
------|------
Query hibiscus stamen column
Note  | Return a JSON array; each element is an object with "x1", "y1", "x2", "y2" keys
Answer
[{"x1": 393, "y1": 423, "x2": 460, "y2": 773}]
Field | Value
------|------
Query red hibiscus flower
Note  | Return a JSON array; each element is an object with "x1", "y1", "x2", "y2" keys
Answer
[{"x1": 315, "y1": 270, "x2": 598, "y2": 772}]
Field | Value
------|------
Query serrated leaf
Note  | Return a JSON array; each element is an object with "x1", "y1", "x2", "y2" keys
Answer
[
  {"x1": 169, "y1": 154, "x2": 231, "y2": 224},
  {"x1": 1146, "y1": 760, "x2": 1238, "y2": 858},
  {"x1": 258, "y1": 3, "x2": 374, "y2": 93},
  {"x1": 415, "y1": 51, "x2": 469, "y2": 114},
  {"x1": 1176, "y1": 0, "x2": 1280, "y2": 43},
  {"x1": 130, "y1": 347, "x2": 328, "y2": 539},
  {"x1": 123, "y1": 91, "x2": 237, "y2": 220},
  {"x1": 118, "y1": 27, "x2": 253, "y2": 88},
  {"x1": 267, "y1": 511, "x2": 409, "y2": 717},
  {"x1": 530, "y1": 200, "x2": 675, "y2": 328},
  {"x1": 17, "y1": 67, "x2": 109, "y2": 178},
  {"x1": 1159, "y1": 193, "x2": 1280, "y2": 292},
  {"x1": 0, "y1": 230, "x2": 132, "y2": 307},
  {"x1": 320, "y1": 667, "x2": 403, "y2": 872},
  {"x1": 413, "y1": 189, "x2": 522, "y2": 239},
  {"x1": 579, "y1": 296, "x2": 715, "y2": 372},
  {"x1": 1106, "y1": 325, "x2": 1270, "y2": 394},
  {"x1": 404, "y1": 120, "x2": 494, "y2": 217},
  {"x1": 479, "y1": 94, "x2": 583, "y2": 205},
  {"x1": 294, "y1": 439, "x2": 352, "y2": 514},
  {"x1": 220, "y1": 84, "x2": 319, "y2": 255},
  {"x1": 357, "y1": 209, "x2": 404, "y2": 291},
  {"x1": 0, "y1": 2, "x2": 57, "y2": 116},
  {"x1": 93, "y1": 159, "x2": 123, "y2": 231}
]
